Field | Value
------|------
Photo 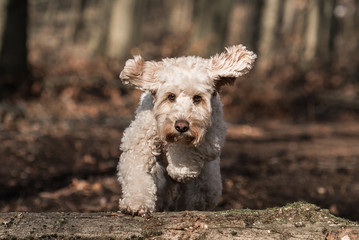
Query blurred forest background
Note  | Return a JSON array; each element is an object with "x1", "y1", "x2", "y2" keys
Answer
[{"x1": 1, "y1": 0, "x2": 359, "y2": 221}]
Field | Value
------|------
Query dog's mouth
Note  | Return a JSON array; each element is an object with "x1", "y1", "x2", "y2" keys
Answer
[
  {"x1": 159, "y1": 118, "x2": 206, "y2": 146},
  {"x1": 166, "y1": 133, "x2": 196, "y2": 145}
]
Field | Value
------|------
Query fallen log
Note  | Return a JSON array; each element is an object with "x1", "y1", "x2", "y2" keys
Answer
[{"x1": 0, "y1": 202, "x2": 358, "y2": 240}]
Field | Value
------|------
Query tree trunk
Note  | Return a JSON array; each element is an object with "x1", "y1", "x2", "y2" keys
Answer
[
  {"x1": 317, "y1": 0, "x2": 336, "y2": 60},
  {"x1": 106, "y1": 0, "x2": 144, "y2": 59},
  {"x1": 66, "y1": 0, "x2": 86, "y2": 43},
  {"x1": 0, "y1": 202, "x2": 358, "y2": 239},
  {"x1": 166, "y1": 0, "x2": 193, "y2": 36},
  {"x1": 189, "y1": 0, "x2": 234, "y2": 57},
  {"x1": 332, "y1": 0, "x2": 358, "y2": 70},
  {"x1": 303, "y1": 0, "x2": 320, "y2": 65},
  {"x1": 257, "y1": 0, "x2": 283, "y2": 72},
  {"x1": 87, "y1": 1, "x2": 112, "y2": 56},
  {"x1": 0, "y1": 0, "x2": 28, "y2": 98},
  {"x1": 226, "y1": 0, "x2": 262, "y2": 51}
]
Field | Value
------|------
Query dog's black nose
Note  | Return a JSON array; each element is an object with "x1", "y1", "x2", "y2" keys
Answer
[{"x1": 175, "y1": 120, "x2": 189, "y2": 133}]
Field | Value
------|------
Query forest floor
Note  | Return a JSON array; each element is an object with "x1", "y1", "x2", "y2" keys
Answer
[{"x1": 1, "y1": 52, "x2": 359, "y2": 224}]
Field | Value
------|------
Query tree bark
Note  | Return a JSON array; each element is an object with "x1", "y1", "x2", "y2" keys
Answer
[{"x1": 0, "y1": 202, "x2": 358, "y2": 240}]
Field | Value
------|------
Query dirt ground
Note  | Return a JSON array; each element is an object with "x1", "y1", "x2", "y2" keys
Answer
[{"x1": 1, "y1": 81, "x2": 359, "y2": 222}]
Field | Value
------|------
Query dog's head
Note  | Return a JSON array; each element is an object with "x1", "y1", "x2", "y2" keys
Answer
[{"x1": 120, "y1": 45, "x2": 256, "y2": 146}]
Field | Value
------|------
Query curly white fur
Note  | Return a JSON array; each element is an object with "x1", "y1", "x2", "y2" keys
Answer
[{"x1": 117, "y1": 45, "x2": 256, "y2": 216}]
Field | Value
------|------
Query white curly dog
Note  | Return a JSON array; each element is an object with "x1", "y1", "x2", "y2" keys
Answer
[{"x1": 117, "y1": 45, "x2": 256, "y2": 216}]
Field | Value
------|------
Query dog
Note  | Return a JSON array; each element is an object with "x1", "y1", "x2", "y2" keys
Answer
[{"x1": 117, "y1": 45, "x2": 256, "y2": 216}]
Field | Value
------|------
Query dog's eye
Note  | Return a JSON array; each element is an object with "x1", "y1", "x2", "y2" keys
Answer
[
  {"x1": 167, "y1": 93, "x2": 176, "y2": 102},
  {"x1": 193, "y1": 95, "x2": 202, "y2": 104}
]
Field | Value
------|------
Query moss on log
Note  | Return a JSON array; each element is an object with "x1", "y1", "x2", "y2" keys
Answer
[{"x1": 0, "y1": 202, "x2": 358, "y2": 240}]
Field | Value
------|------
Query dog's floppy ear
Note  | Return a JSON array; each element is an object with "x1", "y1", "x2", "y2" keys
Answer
[
  {"x1": 209, "y1": 45, "x2": 256, "y2": 91},
  {"x1": 120, "y1": 55, "x2": 160, "y2": 91}
]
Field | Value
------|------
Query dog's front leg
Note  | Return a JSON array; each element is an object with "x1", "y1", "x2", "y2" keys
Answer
[{"x1": 117, "y1": 151, "x2": 157, "y2": 216}]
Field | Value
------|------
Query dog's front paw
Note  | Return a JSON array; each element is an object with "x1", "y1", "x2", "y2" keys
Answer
[
  {"x1": 119, "y1": 199, "x2": 153, "y2": 216},
  {"x1": 167, "y1": 165, "x2": 200, "y2": 183}
]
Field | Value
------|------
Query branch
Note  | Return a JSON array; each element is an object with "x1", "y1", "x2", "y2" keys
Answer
[{"x1": 0, "y1": 202, "x2": 358, "y2": 239}]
